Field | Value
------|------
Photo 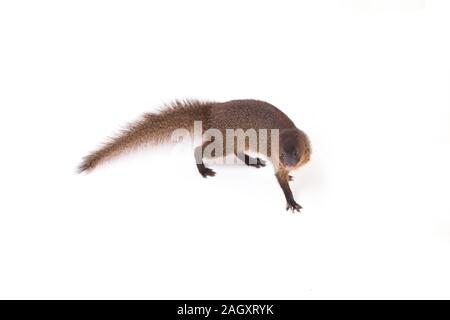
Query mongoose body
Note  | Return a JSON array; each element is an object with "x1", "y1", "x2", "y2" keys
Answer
[
  {"x1": 209, "y1": 99, "x2": 295, "y2": 132},
  {"x1": 79, "y1": 99, "x2": 311, "y2": 212}
]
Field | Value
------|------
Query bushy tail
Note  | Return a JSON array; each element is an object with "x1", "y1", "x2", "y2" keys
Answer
[{"x1": 78, "y1": 100, "x2": 212, "y2": 173}]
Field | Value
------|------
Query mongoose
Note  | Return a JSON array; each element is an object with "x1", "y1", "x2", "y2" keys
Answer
[{"x1": 79, "y1": 99, "x2": 311, "y2": 212}]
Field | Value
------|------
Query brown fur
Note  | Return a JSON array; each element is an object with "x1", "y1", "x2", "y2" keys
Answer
[
  {"x1": 78, "y1": 100, "x2": 212, "y2": 172},
  {"x1": 79, "y1": 99, "x2": 311, "y2": 212}
]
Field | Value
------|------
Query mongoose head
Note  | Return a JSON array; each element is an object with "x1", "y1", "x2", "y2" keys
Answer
[{"x1": 279, "y1": 128, "x2": 311, "y2": 170}]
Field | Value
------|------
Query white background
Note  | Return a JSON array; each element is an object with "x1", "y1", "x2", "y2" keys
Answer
[{"x1": 0, "y1": 0, "x2": 449, "y2": 299}]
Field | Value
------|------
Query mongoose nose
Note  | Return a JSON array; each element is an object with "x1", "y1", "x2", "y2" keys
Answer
[{"x1": 283, "y1": 158, "x2": 298, "y2": 168}]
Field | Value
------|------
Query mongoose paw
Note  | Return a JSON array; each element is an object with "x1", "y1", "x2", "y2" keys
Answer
[
  {"x1": 288, "y1": 175, "x2": 294, "y2": 181},
  {"x1": 199, "y1": 167, "x2": 216, "y2": 178},
  {"x1": 248, "y1": 157, "x2": 266, "y2": 168},
  {"x1": 286, "y1": 200, "x2": 302, "y2": 213}
]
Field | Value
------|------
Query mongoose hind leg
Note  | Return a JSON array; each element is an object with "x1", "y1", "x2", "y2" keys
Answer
[
  {"x1": 196, "y1": 163, "x2": 216, "y2": 178},
  {"x1": 236, "y1": 153, "x2": 266, "y2": 168},
  {"x1": 194, "y1": 143, "x2": 216, "y2": 178}
]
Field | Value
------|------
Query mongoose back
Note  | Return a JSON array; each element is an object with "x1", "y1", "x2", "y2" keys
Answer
[{"x1": 79, "y1": 99, "x2": 311, "y2": 212}]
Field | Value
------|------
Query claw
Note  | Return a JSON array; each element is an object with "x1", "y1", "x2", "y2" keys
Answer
[
  {"x1": 200, "y1": 167, "x2": 216, "y2": 178},
  {"x1": 248, "y1": 157, "x2": 266, "y2": 168},
  {"x1": 286, "y1": 200, "x2": 302, "y2": 213}
]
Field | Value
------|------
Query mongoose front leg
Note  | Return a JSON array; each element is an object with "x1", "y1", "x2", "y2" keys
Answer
[
  {"x1": 275, "y1": 170, "x2": 302, "y2": 212},
  {"x1": 194, "y1": 144, "x2": 216, "y2": 178},
  {"x1": 235, "y1": 152, "x2": 266, "y2": 168}
]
